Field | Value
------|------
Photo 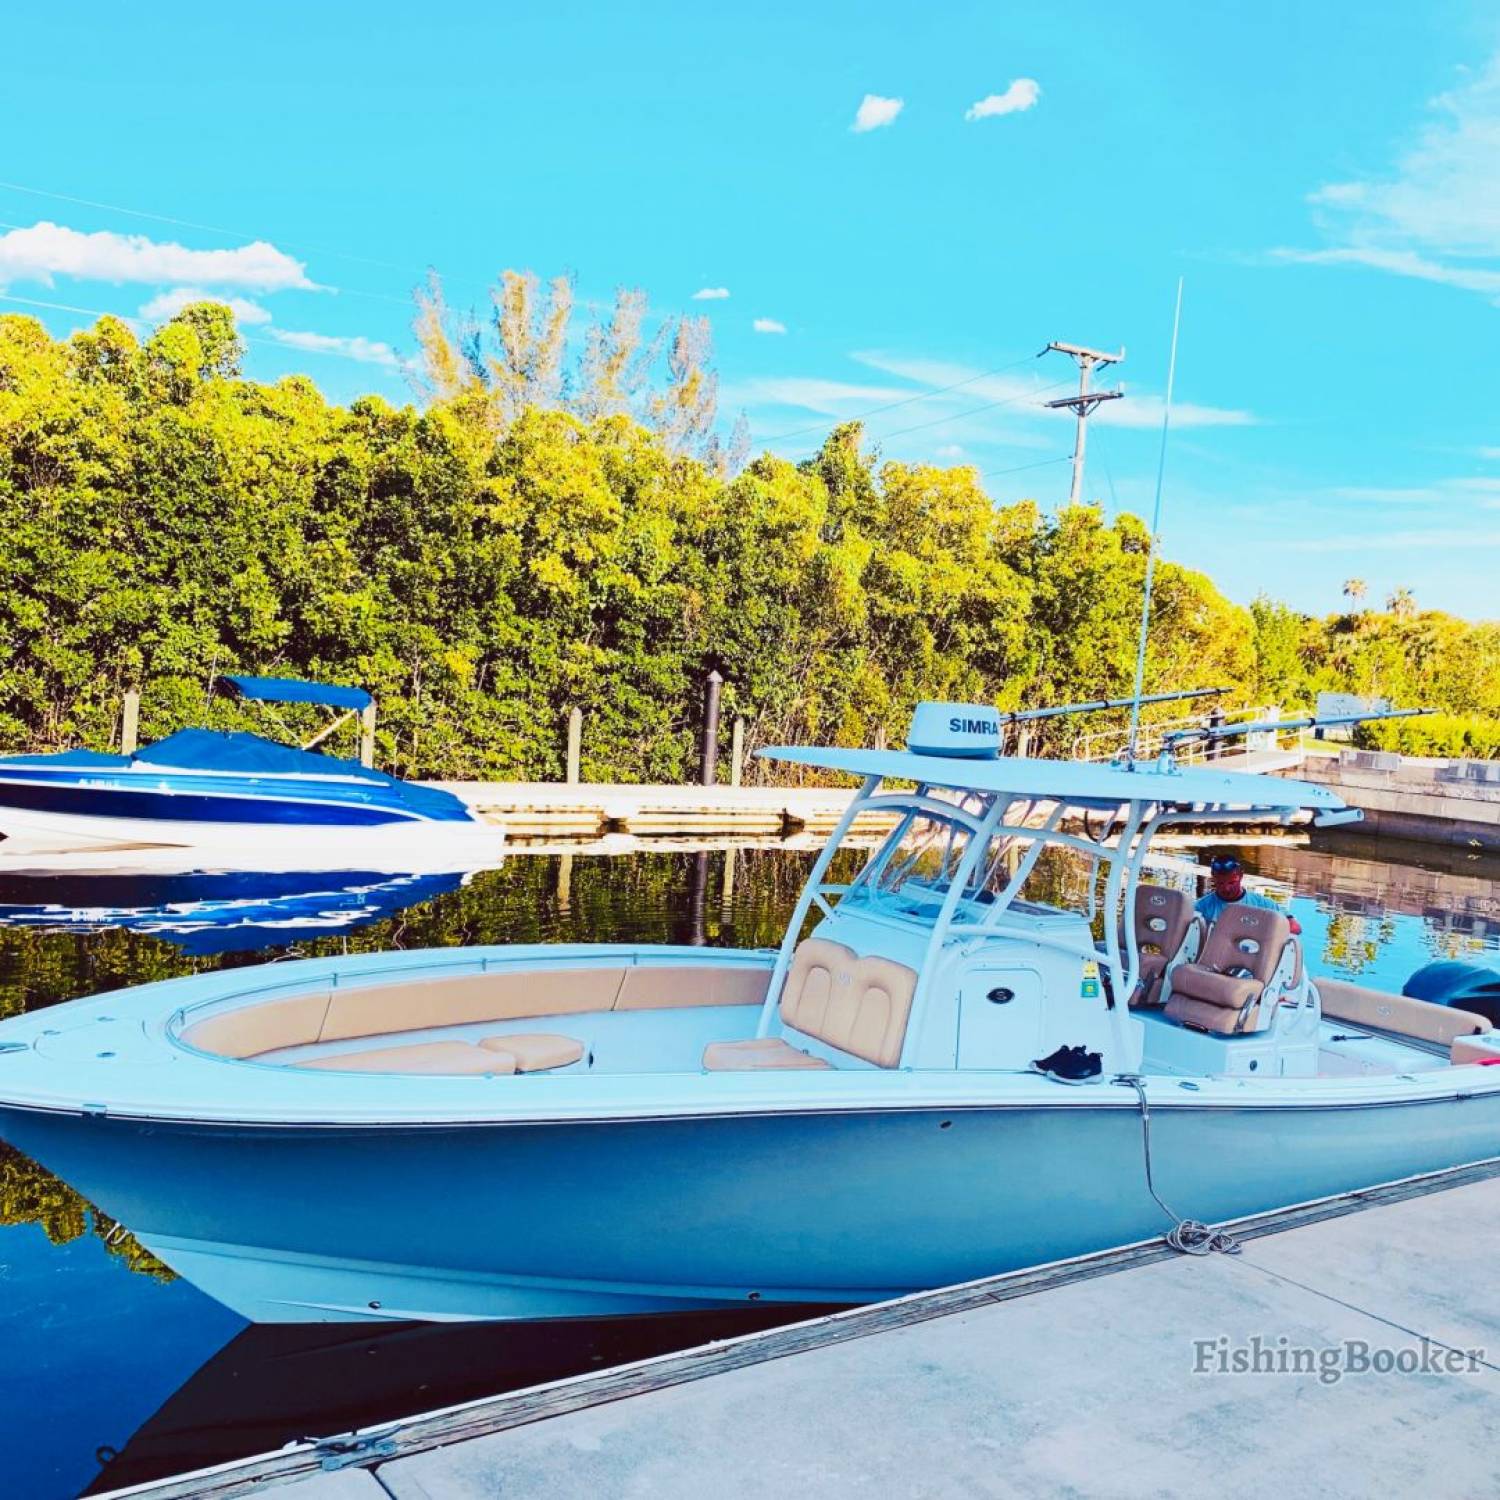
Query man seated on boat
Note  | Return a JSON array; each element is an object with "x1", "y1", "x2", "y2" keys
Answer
[{"x1": 1196, "y1": 852, "x2": 1302, "y2": 933}]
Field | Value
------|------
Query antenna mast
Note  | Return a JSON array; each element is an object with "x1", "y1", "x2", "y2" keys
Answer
[
  {"x1": 1044, "y1": 341, "x2": 1124, "y2": 504},
  {"x1": 1126, "y1": 279, "x2": 1184, "y2": 762}
]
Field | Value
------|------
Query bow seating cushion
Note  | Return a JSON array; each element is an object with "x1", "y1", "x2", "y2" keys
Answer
[
  {"x1": 478, "y1": 1033, "x2": 585, "y2": 1071},
  {"x1": 702, "y1": 1038, "x2": 833, "y2": 1071},
  {"x1": 295, "y1": 1041, "x2": 517, "y2": 1075}
]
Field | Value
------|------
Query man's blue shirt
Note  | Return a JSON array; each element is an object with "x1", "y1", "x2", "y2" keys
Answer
[{"x1": 1194, "y1": 888, "x2": 1282, "y2": 924}]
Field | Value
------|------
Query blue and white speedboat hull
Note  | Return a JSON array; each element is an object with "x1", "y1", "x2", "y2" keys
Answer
[{"x1": 0, "y1": 729, "x2": 498, "y2": 865}]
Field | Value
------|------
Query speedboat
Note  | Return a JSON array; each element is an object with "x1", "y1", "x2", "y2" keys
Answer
[
  {"x1": 0, "y1": 676, "x2": 499, "y2": 862},
  {"x1": 0, "y1": 701, "x2": 1496, "y2": 1324}
]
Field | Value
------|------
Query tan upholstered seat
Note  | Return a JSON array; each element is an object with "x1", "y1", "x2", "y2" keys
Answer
[
  {"x1": 1320, "y1": 980, "x2": 1492, "y2": 1048},
  {"x1": 478, "y1": 1033, "x2": 585, "y2": 1072},
  {"x1": 294, "y1": 1041, "x2": 516, "y2": 1075},
  {"x1": 702, "y1": 1038, "x2": 832, "y2": 1071},
  {"x1": 1165, "y1": 905, "x2": 1295, "y2": 1035},
  {"x1": 703, "y1": 938, "x2": 918, "y2": 1071},
  {"x1": 178, "y1": 962, "x2": 771, "y2": 1063},
  {"x1": 1124, "y1": 885, "x2": 1198, "y2": 1008}
]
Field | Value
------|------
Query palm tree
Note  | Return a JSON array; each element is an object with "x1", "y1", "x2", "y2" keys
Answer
[
  {"x1": 1342, "y1": 578, "x2": 1366, "y2": 609},
  {"x1": 1387, "y1": 586, "x2": 1416, "y2": 620}
]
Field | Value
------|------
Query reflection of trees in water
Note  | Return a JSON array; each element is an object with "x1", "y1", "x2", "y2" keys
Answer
[
  {"x1": 1321, "y1": 913, "x2": 1397, "y2": 976},
  {"x1": 0, "y1": 1141, "x2": 171, "y2": 1280},
  {"x1": 1424, "y1": 929, "x2": 1493, "y2": 964}
]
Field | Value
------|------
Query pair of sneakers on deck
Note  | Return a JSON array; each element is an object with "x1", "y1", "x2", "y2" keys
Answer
[{"x1": 1031, "y1": 1044, "x2": 1103, "y2": 1085}]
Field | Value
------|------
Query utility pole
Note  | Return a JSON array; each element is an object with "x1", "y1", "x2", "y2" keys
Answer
[{"x1": 1044, "y1": 341, "x2": 1124, "y2": 505}]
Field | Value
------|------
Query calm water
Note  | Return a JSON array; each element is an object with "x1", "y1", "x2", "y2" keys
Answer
[{"x1": 1, "y1": 835, "x2": 1496, "y2": 1498}]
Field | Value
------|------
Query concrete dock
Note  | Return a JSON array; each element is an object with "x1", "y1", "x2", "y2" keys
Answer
[
  {"x1": 430, "y1": 747, "x2": 1311, "y2": 839},
  {"x1": 431, "y1": 781, "x2": 858, "y2": 837},
  {"x1": 1295, "y1": 750, "x2": 1500, "y2": 852},
  {"x1": 109, "y1": 1160, "x2": 1500, "y2": 1500}
]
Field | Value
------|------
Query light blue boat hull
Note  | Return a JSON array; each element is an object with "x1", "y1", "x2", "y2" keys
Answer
[{"x1": 6, "y1": 1090, "x2": 1498, "y2": 1323}]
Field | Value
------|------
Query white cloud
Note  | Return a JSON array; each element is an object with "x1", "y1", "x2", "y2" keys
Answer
[
  {"x1": 0, "y1": 221, "x2": 313, "y2": 292},
  {"x1": 935, "y1": 443, "x2": 965, "y2": 458},
  {"x1": 691, "y1": 286, "x2": 730, "y2": 300},
  {"x1": 1093, "y1": 393, "x2": 1258, "y2": 430},
  {"x1": 965, "y1": 79, "x2": 1041, "y2": 121},
  {"x1": 752, "y1": 317, "x2": 787, "y2": 334},
  {"x1": 852, "y1": 94, "x2": 903, "y2": 133},
  {"x1": 727, "y1": 376, "x2": 908, "y2": 413},
  {"x1": 1276, "y1": 54, "x2": 1500, "y2": 301},
  {"x1": 268, "y1": 329, "x2": 401, "y2": 368},
  {"x1": 139, "y1": 287, "x2": 273, "y2": 326},
  {"x1": 1269, "y1": 245, "x2": 1500, "y2": 298},
  {"x1": 851, "y1": 351, "x2": 1256, "y2": 428}
]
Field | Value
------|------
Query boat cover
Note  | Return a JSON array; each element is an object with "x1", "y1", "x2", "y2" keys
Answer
[
  {"x1": 219, "y1": 676, "x2": 373, "y2": 712},
  {"x1": 136, "y1": 729, "x2": 389, "y2": 782}
]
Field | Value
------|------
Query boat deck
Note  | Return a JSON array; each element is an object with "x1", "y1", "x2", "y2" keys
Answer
[{"x1": 108, "y1": 1158, "x2": 1500, "y2": 1499}]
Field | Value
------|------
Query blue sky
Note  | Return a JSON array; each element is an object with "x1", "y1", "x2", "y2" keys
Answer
[{"x1": 2, "y1": 2, "x2": 1497, "y2": 618}]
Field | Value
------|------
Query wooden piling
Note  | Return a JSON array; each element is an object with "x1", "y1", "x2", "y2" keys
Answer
[
  {"x1": 566, "y1": 708, "x2": 583, "y2": 786},
  {"x1": 120, "y1": 690, "x2": 140, "y2": 755}
]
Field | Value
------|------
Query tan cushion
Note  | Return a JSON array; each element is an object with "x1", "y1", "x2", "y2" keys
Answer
[
  {"x1": 181, "y1": 993, "x2": 332, "y2": 1059},
  {"x1": 616, "y1": 966, "x2": 771, "y2": 1010},
  {"x1": 779, "y1": 939, "x2": 916, "y2": 1068},
  {"x1": 1162, "y1": 995, "x2": 1250, "y2": 1034},
  {"x1": 1320, "y1": 980, "x2": 1491, "y2": 1046},
  {"x1": 478, "y1": 1033, "x2": 584, "y2": 1071},
  {"x1": 703, "y1": 1038, "x2": 833, "y2": 1071},
  {"x1": 294, "y1": 1041, "x2": 516, "y2": 1075},
  {"x1": 319, "y1": 968, "x2": 627, "y2": 1042},
  {"x1": 1170, "y1": 966, "x2": 1262, "y2": 1012},
  {"x1": 1131, "y1": 886, "x2": 1194, "y2": 962},
  {"x1": 1198, "y1": 905, "x2": 1291, "y2": 984}
]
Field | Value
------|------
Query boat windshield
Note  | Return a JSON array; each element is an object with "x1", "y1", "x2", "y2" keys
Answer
[
  {"x1": 838, "y1": 793, "x2": 1085, "y2": 923},
  {"x1": 843, "y1": 797, "x2": 1000, "y2": 915}
]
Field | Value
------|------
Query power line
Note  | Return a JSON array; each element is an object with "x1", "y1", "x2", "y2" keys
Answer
[
  {"x1": 759, "y1": 350, "x2": 1044, "y2": 443},
  {"x1": 979, "y1": 454, "x2": 1071, "y2": 481},
  {"x1": 0, "y1": 291, "x2": 409, "y2": 372},
  {"x1": 874, "y1": 375, "x2": 1073, "y2": 441}
]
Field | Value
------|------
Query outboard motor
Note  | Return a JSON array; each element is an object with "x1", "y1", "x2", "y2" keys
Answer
[{"x1": 1403, "y1": 961, "x2": 1500, "y2": 1027}]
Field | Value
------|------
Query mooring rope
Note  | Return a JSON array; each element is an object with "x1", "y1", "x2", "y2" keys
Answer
[{"x1": 1115, "y1": 1073, "x2": 1241, "y2": 1256}]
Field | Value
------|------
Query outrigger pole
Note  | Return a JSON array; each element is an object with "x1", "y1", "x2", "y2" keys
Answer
[
  {"x1": 1162, "y1": 706, "x2": 1433, "y2": 752},
  {"x1": 1002, "y1": 685, "x2": 1227, "y2": 726},
  {"x1": 1126, "y1": 277, "x2": 1185, "y2": 764}
]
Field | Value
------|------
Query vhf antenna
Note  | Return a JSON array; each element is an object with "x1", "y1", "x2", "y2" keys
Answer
[{"x1": 1125, "y1": 278, "x2": 1184, "y2": 764}]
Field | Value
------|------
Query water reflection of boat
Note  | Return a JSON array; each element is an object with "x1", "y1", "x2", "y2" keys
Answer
[
  {"x1": 85, "y1": 1306, "x2": 827, "y2": 1494},
  {"x1": 0, "y1": 676, "x2": 501, "y2": 862},
  {"x1": 0, "y1": 869, "x2": 472, "y2": 956},
  {"x1": 2, "y1": 701, "x2": 1498, "y2": 1325}
]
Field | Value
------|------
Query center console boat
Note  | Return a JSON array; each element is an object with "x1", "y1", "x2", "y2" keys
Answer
[{"x1": 0, "y1": 703, "x2": 1494, "y2": 1322}]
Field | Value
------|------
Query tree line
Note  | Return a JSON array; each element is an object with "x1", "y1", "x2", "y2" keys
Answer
[{"x1": 0, "y1": 290, "x2": 1494, "y2": 779}]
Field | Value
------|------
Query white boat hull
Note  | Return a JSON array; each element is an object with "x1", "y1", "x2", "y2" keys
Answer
[{"x1": 0, "y1": 802, "x2": 504, "y2": 873}]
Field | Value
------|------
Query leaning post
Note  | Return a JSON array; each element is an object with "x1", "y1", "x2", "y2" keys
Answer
[
  {"x1": 120, "y1": 690, "x2": 140, "y2": 756},
  {"x1": 566, "y1": 707, "x2": 583, "y2": 785},
  {"x1": 359, "y1": 703, "x2": 376, "y2": 768},
  {"x1": 701, "y1": 671, "x2": 724, "y2": 787}
]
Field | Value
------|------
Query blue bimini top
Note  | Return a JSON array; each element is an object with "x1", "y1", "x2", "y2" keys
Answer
[{"x1": 218, "y1": 676, "x2": 373, "y2": 712}]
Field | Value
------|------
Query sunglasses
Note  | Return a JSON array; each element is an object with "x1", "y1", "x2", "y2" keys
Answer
[{"x1": 1210, "y1": 858, "x2": 1242, "y2": 874}]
